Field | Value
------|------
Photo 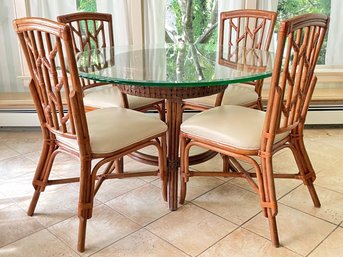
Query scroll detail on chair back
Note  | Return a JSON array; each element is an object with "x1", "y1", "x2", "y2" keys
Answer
[
  {"x1": 182, "y1": 9, "x2": 277, "y2": 111},
  {"x1": 179, "y1": 13, "x2": 329, "y2": 247},
  {"x1": 57, "y1": 12, "x2": 165, "y2": 120},
  {"x1": 13, "y1": 17, "x2": 167, "y2": 252}
]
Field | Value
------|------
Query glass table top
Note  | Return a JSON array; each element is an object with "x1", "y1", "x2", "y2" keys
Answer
[{"x1": 76, "y1": 44, "x2": 274, "y2": 87}]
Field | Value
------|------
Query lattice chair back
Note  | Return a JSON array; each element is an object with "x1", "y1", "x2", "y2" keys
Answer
[
  {"x1": 263, "y1": 14, "x2": 329, "y2": 153},
  {"x1": 216, "y1": 9, "x2": 277, "y2": 110},
  {"x1": 57, "y1": 12, "x2": 114, "y2": 53},
  {"x1": 13, "y1": 17, "x2": 90, "y2": 153},
  {"x1": 57, "y1": 12, "x2": 114, "y2": 91},
  {"x1": 219, "y1": 9, "x2": 277, "y2": 53}
]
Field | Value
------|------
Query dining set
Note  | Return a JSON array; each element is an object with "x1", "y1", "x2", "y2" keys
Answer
[{"x1": 12, "y1": 9, "x2": 329, "y2": 252}]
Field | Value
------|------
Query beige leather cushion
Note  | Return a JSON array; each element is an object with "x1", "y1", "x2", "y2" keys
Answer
[
  {"x1": 222, "y1": 84, "x2": 258, "y2": 106},
  {"x1": 186, "y1": 84, "x2": 258, "y2": 107},
  {"x1": 181, "y1": 105, "x2": 289, "y2": 150},
  {"x1": 57, "y1": 107, "x2": 167, "y2": 154},
  {"x1": 83, "y1": 86, "x2": 163, "y2": 109}
]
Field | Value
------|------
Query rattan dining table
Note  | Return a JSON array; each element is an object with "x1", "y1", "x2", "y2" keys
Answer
[{"x1": 76, "y1": 43, "x2": 274, "y2": 210}]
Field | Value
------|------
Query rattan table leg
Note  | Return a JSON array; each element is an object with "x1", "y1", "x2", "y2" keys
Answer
[{"x1": 166, "y1": 99, "x2": 182, "y2": 211}]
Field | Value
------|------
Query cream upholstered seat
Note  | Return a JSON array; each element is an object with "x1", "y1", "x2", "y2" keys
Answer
[
  {"x1": 57, "y1": 107, "x2": 167, "y2": 154},
  {"x1": 182, "y1": 9, "x2": 277, "y2": 111},
  {"x1": 185, "y1": 84, "x2": 258, "y2": 108},
  {"x1": 179, "y1": 13, "x2": 329, "y2": 248},
  {"x1": 13, "y1": 17, "x2": 168, "y2": 252},
  {"x1": 57, "y1": 12, "x2": 165, "y2": 120},
  {"x1": 83, "y1": 86, "x2": 164, "y2": 110},
  {"x1": 181, "y1": 105, "x2": 288, "y2": 150}
]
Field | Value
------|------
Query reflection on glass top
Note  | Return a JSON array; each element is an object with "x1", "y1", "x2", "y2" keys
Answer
[{"x1": 76, "y1": 44, "x2": 274, "y2": 87}]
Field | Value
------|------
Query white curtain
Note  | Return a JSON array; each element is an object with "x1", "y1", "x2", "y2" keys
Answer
[
  {"x1": 143, "y1": 0, "x2": 166, "y2": 47},
  {"x1": 0, "y1": 0, "x2": 23, "y2": 92},
  {"x1": 325, "y1": 0, "x2": 343, "y2": 65},
  {"x1": 257, "y1": 0, "x2": 278, "y2": 52},
  {"x1": 97, "y1": 0, "x2": 132, "y2": 46},
  {"x1": 97, "y1": 0, "x2": 166, "y2": 80},
  {"x1": 97, "y1": 0, "x2": 165, "y2": 46},
  {"x1": 257, "y1": 0, "x2": 279, "y2": 11},
  {"x1": 218, "y1": 0, "x2": 244, "y2": 11},
  {"x1": 30, "y1": 0, "x2": 76, "y2": 18},
  {"x1": 1, "y1": 0, "x2": 77, "y2": 93},
  {"x1": 219, "y1": 0, "x2": 278, "y2": 12}
]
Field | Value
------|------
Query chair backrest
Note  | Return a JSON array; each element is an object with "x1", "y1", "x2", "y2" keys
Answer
[
  {"x1": 13, "y1": 17, "x2": 90, "y2": 152},
  {"x1": 219, "y1": 9, "x2": 277, "y2": 55},
  {"x1": 218, "y1": 9, "x2": 277, "y2": 102},
  {"x1": 262, "y1": 14, "x2": 329, "y2": 151},
  {"x1": 57, "y1": 12, "x2": 114, "y2": 53},
  {"x1": 57, "y1": 12, "x2": 114, "y2": 91}
]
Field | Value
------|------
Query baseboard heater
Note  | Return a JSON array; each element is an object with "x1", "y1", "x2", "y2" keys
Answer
[
  {"x1": 1, "y1": 105, "x2": 343, "y2": 127},
  {"x1": 305, "y1": 104, "x2": 343, "y2": 125}
]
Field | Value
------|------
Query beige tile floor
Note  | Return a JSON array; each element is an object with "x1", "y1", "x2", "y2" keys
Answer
[{"x1": 0, "y1": 126, "x2": 343, "y2": 256}]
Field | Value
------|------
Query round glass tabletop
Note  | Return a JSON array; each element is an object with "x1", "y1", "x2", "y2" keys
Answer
[{"x1": 76, "y1": 43, "x2": 274, "y2": 87}]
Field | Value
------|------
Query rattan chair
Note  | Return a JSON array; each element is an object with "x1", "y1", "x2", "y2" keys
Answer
[
  {"x1": 179, "y1": 13, "x2": 329, "y2": 247},
  {"x1": 13, "y1": 17, "x2": 167, "y2": 252},
  {"x1": 57, "y1": 12, "x2": 165, "y2": 120},
  {"x1": 182, "y1": 9, "x2": 277, "y2": 111}
]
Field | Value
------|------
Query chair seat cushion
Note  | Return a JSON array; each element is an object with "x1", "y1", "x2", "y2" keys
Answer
[
  {"x1": 83, "y1": 86, "x2": 162, "y2": 109},
  {"x1": 185, "y1": 84, "x2": 258, "y2": 107},
  {"x1": 181, "y1": 105, "x2": 288, "y2": 150},
  {"x1": 221, "y1": 84, "x2": 258, "y2": 106},
  {"x1": 57, "y1": 107, "x2": 167, "y2": 154}
]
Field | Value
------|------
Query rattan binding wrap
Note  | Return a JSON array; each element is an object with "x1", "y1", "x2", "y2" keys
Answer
[{"x1": 117, "y1": 84, "x2": 228, "y2": 100}]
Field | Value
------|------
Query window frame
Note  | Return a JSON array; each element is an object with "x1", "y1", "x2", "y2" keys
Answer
[{"x1": 12, "y1": 0, "x2": 343, "y2": 92}]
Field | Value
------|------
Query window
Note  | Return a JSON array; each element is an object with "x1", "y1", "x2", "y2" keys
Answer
[
  {"x1": 276, "y1": 0, "x2": 343, "y2": 105},
  {"x1": 77, "y1": 0, "x2": 96, "y2": 12},
  {"x1": 2, "y1": 0, "x2": 342, "y2": 125},
  {"x1": 277, "y1": 0, "x2": 331, "y2": 65},
  {"x1": 166, "y1": 0, "x2": 218, "y2": 44}
]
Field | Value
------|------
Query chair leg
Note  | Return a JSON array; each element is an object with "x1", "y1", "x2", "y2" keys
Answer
[
  {"x1": 299, "y1": 148, "x2": 320, "y2": 207},
  {"x1": 27, "y1": 190, "x2": 41, "y2": 216},
  {"x1": 115, "y1": 158, "x2": 124, "y2": 174},
  {"x1": 78, "y1": 217, "x2": 87, "y2": 252},
  {"x1": 179, "y1": 135, "x2": 188, "y2": 205},
  {"x1": 306, "y1": 183, "x2": 321, "y2": 207},
  {"x1": 27, "y1": 139, "x2": 55, "y2": 216},
  {"x1": 267, "y1": 208, "x2": 280, "y2": 247},
  {"x1": 221, "y1": 155, "x2": 239, "y2": 173},
  {"x1": 260, "y1": 155, "x2": 280, "y2": 247},
  {"x1": 256, "y1": 96, "x2": 264, "y2": 111},
  {"x1": 77, "y1": 159, "x2": 95, "y2": 252},
  {"x1": 162, "y1": 177, "x2": 168, "y2": 202},
  {"x1": 179, "y1": 179, "x2": 187, "y2": 205},
  {"x1": 292, "y1": 137, "x2": 321, "y2": 207},
  {"x1": 179, "y1": 173, "x2": 187, "y2": 205},
  {"x1": 159, "y1": 101, "x2": 166, "y2": 122},
  {"x1": 162, "y1": 152, "x2": 168, "y2": 201},
  {"x1": 221, "y1": 154, "x2": 230, "y2": 172},
  {"x1": 159, "y1": 135, "x2": 168, "y2": 201}
]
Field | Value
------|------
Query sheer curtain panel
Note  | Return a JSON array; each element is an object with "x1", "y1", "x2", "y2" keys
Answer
[
  {"x1": 0, "y1": 0, "x2": 23, "y2": 92},
  {"x1": 326, "y1": 0, "x2": 343, "y2": 65}
]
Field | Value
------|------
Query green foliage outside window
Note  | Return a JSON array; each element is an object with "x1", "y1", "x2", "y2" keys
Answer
[
  {"x1": 77, "y1": 0, "x2": 97, "y2": 12},
  {"x1": 166, "y1": 0, "x2": 217, "y2": 45},
  {"x1": 277, "y1": 0, "x2": 331, "y2": 64},
  {"x1": 75, "y1": 0, "x2": 330, "y2": 65},
  {"x1": 167, "y1": 0, "x2": 331, "y2": 65},
  {"x1": 277, "y1": 0, "x2": 330, "y2": 21},
  {"x1": 166, "y1": 0, "x2": 218, "y2": 81},
  {"x1": 76, "y1": 0, "x2": 97, "y2": 49}
]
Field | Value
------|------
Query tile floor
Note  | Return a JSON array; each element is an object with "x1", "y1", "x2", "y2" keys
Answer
[{"x1": 1, "y1": 126, "x2": 343, "y2": 256}]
